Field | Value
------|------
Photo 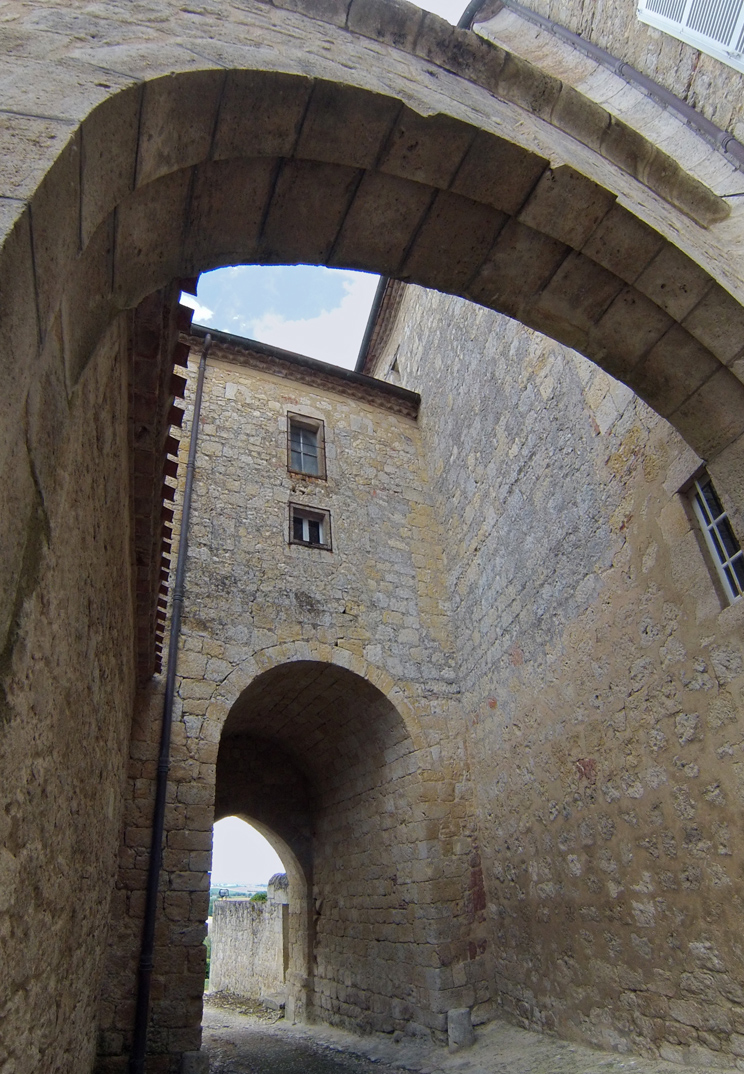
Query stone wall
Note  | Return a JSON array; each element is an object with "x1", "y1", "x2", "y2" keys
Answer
[
  {"x1": 372, "y1": 285, "x2": 744, "y2": 1064},
  {"x1": 477, "y1": 0, "x2": 744, "y2": 140},
  {"x1": 175, "y1": 339, "x2": 482, "y2": 1036},
  {"x1": 95, "y1": 334, "x2": 485, "y2": 1069},
  {"x1": 0, "y1": 316, "x2": 137, "y2": 1073},
  {"x1": 209, "y1": 878, "x2": 289, "y2": 999},
  {"x1": 2, "y1": 2, "x2": 744, "y2": 1072}
]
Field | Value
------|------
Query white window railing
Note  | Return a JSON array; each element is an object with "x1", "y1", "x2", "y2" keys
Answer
[
  {"x1": 638, "y1": 0, "x2": 744, "y2": 72},
  {"x1": 691, "y1": 475, "x2": 744, "y2": 603}
]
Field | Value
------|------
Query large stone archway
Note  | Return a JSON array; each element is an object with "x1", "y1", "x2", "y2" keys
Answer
[
  {"x1": 3, "y1": 3, "x2": 744, "y2": 1072},
  {"x1": 213, "y1": 659, "x2": 472, "y2": 1034}
]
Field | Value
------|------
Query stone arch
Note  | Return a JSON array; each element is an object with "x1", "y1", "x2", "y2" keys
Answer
[
  {"x1": 48, "y1": 71, "x2": 744, "y2": 462},
  {"x1": 206, "y1": 657, "x2": 476, "y2": 1033},
  {"x1": 4, "y1": 2, "x2": 744, "y2": 502},
  {"x1": 211, "y1": 806, "x2": 312, "y2": 1021},
  {"x1": 210, "y1": 641, "x2": 429, "y2": 753},
  {"x1": 4, "y1": 5, "x2": 744, "y2": 1069}
]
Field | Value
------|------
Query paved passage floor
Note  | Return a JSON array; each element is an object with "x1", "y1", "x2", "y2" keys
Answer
[{"x1": 202, "y1": 998, "x2": 739, "y2": 1074}]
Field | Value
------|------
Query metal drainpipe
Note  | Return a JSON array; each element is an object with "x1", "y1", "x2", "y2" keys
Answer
[
  {"x1": 457, "y1": 0, "x2": 487, "y2": 29},
  {"x1": 130, "y1": 332, "x2": 212, "y2": 1074}
]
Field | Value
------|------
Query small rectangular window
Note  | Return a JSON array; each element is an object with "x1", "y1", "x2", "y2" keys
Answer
[
  {"x1": 289, "y1": 504, "x2": 332, "y2": 550},
  {"x1": 690, "y1": 472, "x2": 744, "y2": 603},
  {"x1": 288, "y1": 414, "x2": 326, "y2": 478}
]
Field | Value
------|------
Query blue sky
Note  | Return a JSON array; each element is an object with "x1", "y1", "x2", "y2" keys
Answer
[{"x1": 182, "y1": 266, "x2": 380, "y2": 370}]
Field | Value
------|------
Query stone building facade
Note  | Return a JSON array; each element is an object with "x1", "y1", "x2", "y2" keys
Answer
[
  {"x1": 97, "y1": 273, "x2": 744, "y2": 1069},
  {"x1": 2, "y1": 0, "x2": 744, "y2": 1072}
]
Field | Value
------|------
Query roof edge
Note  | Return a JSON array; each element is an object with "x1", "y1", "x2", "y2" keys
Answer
[{"x1": 187, "y1": 324, "x2": 420, "y2": 418}]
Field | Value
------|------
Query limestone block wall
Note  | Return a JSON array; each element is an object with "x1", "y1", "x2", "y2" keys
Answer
[
  {"x1": 174, "y1": 341, "x2": 482, "y2": 1034},
  {"x1": 96, "y1": 335, "x2": 485, "y2": 1069},
  {"x1": 374, "y1": 286, "x2": 744, "y2": 1064},
  {"x1": 478, "y1": 0, "x2": 744, "y2": 140},
  {"x1": 0, "y1": 317, "x2": 137, "y2": 1074},
  {"x1": 209, "y1": 894, "x2": 288, "y2": 998}
]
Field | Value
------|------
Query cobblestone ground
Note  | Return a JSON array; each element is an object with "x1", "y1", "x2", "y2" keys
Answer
[{"x1": 202, "y1": 997, "x2": 739, "y2": 1074}]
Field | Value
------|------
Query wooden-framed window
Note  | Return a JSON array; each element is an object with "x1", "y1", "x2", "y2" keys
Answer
[
  {"x1": 287, "y1": 414, "x2": 326, "y2": 478},
  {"x1": 289, "y1": 503, "x2": 332, "y2": 550},
  {"x1": 637, "y1": 0, "x2": 744, "y2": 73}
]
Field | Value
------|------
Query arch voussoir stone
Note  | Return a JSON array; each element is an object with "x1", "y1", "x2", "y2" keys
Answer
[
  {"x1": 183, "y1": 157, "x2": 276, "y2": 274},
  {"x1": 672, "y1": 369, "x2": 744, "y2": 460},
  {"x1": 631, "y1": 324, "x2": 722, "y2": 420},
  {"x1": 518, "y1": 165, "x2": 616, "y2": 248},
  {"x1": 466, "y1": 217, "x2": 569, "y2": 319},
  {"x1": 25, "y1": 48, "x2": 741, "y2": 472},
  {"x1": 682, "y1": 284, "x2": 744, "y2": 370},
  {"x1": 260, "y1": 158, "x2": 361, "y2": 264},
  {"x1": 295, "y1": 79, "x2": 401, "y2": 169},
  {"x1": 401, "y1": 189, "x2": 507, "y2": 295},
  {"x1": 330, "y1": 169, "x2": 435, "y2": 273},
  {"x1": 135, "y1": 69, "x2": 226, "y2": 189},
  {"x1": 580, "y1": 202, "x2": 666, "y2": 286}
]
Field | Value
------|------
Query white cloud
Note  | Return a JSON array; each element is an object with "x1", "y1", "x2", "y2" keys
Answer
[
  {"x1": 179, "y1": 291, "x2": 214, "y2": 324},
  {"x1": 247, "y1": 273, "x2": 379, "y2": 369},
  {"x1": 211, "y1": 816, "x2": 284, "y2": 886}
]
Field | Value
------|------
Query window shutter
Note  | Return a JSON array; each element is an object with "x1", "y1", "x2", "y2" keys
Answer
[{"x1": 638, "y1": 0, "x2": 744, "y2": 69}]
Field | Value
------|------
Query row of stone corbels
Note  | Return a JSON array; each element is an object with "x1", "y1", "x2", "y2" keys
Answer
[{"x1": 130, "y1": 291, "x2": 197, "y2": 681}]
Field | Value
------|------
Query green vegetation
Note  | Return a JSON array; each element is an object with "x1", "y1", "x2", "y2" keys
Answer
[
  {"x1": 249, "y1": 890, "x2": 267, "y2": 902},
  {"x1": 208, "y1": 884, "x2": 268, "y2": 916}
]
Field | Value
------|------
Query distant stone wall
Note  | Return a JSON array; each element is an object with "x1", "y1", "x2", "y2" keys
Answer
[{"x1": 210, "y1": 877, "x2": 289, "y2": 998}]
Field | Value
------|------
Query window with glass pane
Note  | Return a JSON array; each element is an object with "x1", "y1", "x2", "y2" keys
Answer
[
  {"x1": 289, "y1": 504, "x2": 331, "y2": 549},
  {"x1": 637, "y1": 0, "x2": 744, "y2": 75},
  {"x1": 290, "y1": 424, "x2": 318, "y2": 474},
  {"x1": 691, "y1": 474, "x2": 744, "y2": 602},
  {"x1": 288, "y1": 415, "x2": 325, "y2": 477}
]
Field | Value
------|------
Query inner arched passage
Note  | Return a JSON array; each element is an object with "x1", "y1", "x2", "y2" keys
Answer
[{"x1": 214, "y1": 660, "x2": 477, "y2": 1036}]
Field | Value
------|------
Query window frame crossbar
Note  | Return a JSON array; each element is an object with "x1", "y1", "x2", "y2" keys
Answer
[
  {"x1": 287, "y1": 414, "x2": 326, "y2": 479},
  {"x1": 288, "y1": 503, "x2": 332, "y2": 551},
  {"x1": 691, "y1": 475, "x2": 744, "y2": 602}
]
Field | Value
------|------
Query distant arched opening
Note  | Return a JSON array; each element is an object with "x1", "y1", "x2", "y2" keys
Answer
[{"x1": 213, "y1": 658, "x2": 471, "y2": 1033}]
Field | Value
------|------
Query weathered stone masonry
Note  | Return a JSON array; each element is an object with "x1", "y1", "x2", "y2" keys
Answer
[
  {"x1": 371, "y1": 284, "x2": 744, "y2": 1064},
  {"x1": 96, "y1": 331, "x2": 486, "y2": 1068},
  {"x1": 209, "y1": 874, "x2": 289, "y2": 999},
  {"x1": 2, "y1": 0, "x2": 744, "y2": 1071}
]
